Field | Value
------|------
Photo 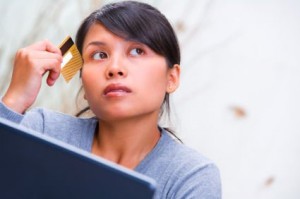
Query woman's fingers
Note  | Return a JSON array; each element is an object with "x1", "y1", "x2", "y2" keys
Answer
[
  {"x1": 3, "y1": 40, "x2": 63, "y2": 113},
  {"x1": 15, "y1": 46, "x2": 62, "y2": 72},
  {"x1": 47, "y1": 70, "x2": 60, "y2": 86},
  {"x1": 29, "y1": 39, "x2": 62, "y2": 55}
]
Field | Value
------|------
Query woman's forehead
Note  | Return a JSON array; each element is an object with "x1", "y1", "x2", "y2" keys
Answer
[{"x1": 83, "y1": 23, "x2": 147, "y2": 49}]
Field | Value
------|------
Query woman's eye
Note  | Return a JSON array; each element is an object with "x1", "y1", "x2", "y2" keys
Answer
[
  {"x1": 130, "y1": 48, "x2": 144, "y2": 56},
  {"x1": 92, "y1": 52, "x2": 108, "y2": 60}
]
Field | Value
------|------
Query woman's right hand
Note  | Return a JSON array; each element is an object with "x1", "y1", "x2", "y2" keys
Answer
[{"x1": 2, "y1": 40, "x2": 62, "y2": 114}]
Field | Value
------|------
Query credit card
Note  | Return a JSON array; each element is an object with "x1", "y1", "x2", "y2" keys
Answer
[{"x1": 58, "y1": 36, "x2": 83, "y2": 82}]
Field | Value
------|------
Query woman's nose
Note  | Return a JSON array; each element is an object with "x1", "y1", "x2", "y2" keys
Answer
[
  {"x1": 108, "y1": 70, "x2": 124, "y2": 78},
  {"x1": 105, "y1": 56, "x2": 127, "y2": 79}
]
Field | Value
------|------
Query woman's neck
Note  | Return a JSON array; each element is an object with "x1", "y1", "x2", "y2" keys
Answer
[{"x1": 91, "y1": 116, "x2": 161, "y2": 169}]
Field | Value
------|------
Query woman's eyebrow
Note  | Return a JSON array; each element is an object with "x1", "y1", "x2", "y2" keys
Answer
[{"x1": 84, "y1": 41, "x2": 106, "y2": 50}]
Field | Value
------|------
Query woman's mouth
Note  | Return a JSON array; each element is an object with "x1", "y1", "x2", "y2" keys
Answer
[{"x1": 104, "y1": 84, "x2": 132, "y2": 97}]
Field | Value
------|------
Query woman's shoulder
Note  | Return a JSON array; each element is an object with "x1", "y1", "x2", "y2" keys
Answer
[
  {"x1": 17, "y1": 107, "x2": 96, "y2": 150},
  {"x1": 139, "y1": 129, "x2": 222, "y2": 198},
  {"x1": 162, "y1": 130, "x2": 214, "y2": 167},
  {"x1": 22, "y1": 107, "x2": 96, "y2": 129},
  {"x1": 0, "y1": 100, "x2": 97, "y2": 150},
  {"x1": 26, "y1": 107, "x2": 95, "y2": 123},
  {"x1": 160, "y1": 130, "x2": 222, "y2": 198},
  {"x1": 165, "y1": 131, "x2": 220, "y2": 181},
  {"x1": 139, "y1": 128, "x2": 217, "y2": 171}
]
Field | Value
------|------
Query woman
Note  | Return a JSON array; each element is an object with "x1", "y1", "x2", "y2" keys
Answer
[{"x1": 0, "y1": 1, "x2": 221, "y2": 198}]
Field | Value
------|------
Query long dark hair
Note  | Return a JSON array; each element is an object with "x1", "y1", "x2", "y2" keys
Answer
[{"x1": 75, "y1": 1, "x2": 181, "y2": 141}]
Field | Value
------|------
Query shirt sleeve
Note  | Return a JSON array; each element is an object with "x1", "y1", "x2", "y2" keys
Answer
[
  {"x1": 0, "y1": 100, "x2": 24, "y2": 123},
  {"x1": 0, "y1": 100, "x2": 44, "y2": 133}
]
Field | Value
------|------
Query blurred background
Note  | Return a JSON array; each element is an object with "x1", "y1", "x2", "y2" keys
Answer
[{"x1": 1, "y1": 0, "x2": 300, "y2": 198}]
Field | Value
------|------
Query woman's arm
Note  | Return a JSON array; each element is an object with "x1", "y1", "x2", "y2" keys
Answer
[{"x1": 2, "y1": 40, "x2": 62, "y2": 114}]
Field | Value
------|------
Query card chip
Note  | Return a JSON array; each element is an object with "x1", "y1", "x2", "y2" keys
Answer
[{"x1": 58, "y1": 36, "x2": 83, "y2": 82}]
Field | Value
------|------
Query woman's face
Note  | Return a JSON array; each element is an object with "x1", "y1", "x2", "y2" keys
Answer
[{"x1": 81, "y1": 23, "x2": 179, "y2": 122}]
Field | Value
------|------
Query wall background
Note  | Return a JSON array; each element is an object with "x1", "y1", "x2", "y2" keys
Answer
[{"x1": 1, "y1": 0, "x2": 299, "y2": 198}]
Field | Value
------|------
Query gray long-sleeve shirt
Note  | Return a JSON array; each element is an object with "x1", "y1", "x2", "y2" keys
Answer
[{"x1": 0, "y1": 101, "x2": 222, "y2": 198}]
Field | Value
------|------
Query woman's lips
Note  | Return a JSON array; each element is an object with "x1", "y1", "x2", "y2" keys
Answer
[{"x1": 104, "y1": 84, "x2": 132, "y2": 96}]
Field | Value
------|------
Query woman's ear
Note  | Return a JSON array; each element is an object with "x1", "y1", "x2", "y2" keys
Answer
[{"x1": 166, "y1": 64, "x2": 180, "y2": 93}]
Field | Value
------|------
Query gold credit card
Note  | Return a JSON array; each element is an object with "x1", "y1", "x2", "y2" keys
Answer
[{"x1": 58, "y1": 36, "x2": 83, "y2": 82}]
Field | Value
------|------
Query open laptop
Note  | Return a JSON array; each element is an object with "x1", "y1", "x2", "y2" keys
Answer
[{"x1": 0, "y1": 118, "x2": 156, "y2": 199}]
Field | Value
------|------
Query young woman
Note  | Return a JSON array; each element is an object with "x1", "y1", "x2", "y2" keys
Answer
[{"x1": 0, "y1": 1, "x2": 221, "y2": 198}]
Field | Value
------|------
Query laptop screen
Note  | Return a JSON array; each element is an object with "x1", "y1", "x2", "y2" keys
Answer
[{"x1": 0, "y1": 118, "x2": 156, "y2": 199}]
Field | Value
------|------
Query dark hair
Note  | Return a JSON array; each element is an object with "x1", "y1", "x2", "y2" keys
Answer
[
  {"x1": 75, "y1": 1, "x2": 181, "y2": 140},
  {"x1": 76, "y1": 1, "x2": 180, "y2": 66}
]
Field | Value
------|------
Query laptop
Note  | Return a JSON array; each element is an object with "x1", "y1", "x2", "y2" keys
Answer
[{"x1": 0, "y1": 118, "x2": 156, "y2": 199}]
